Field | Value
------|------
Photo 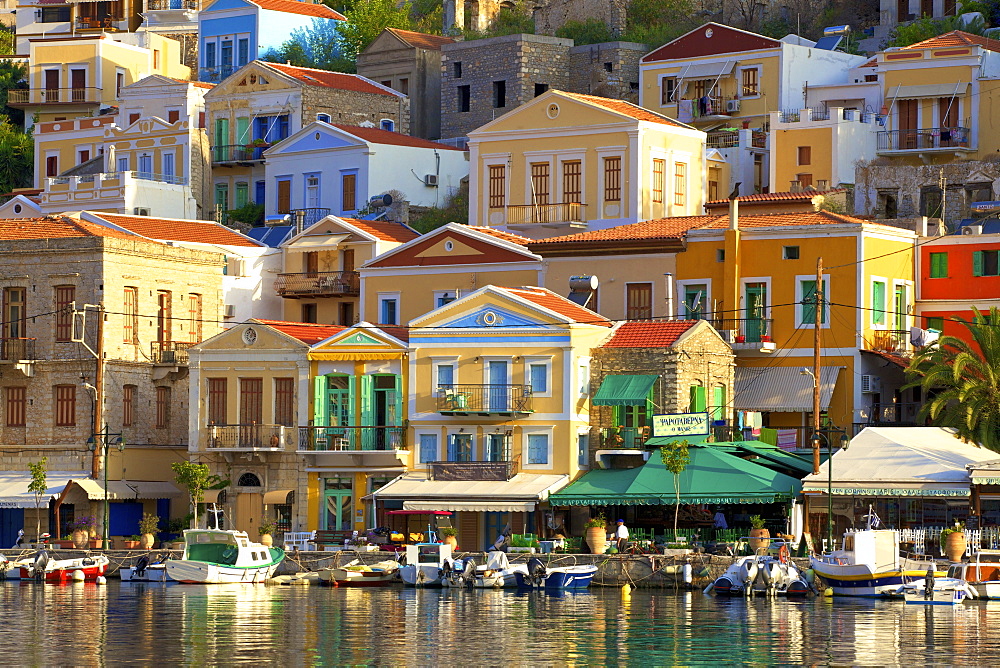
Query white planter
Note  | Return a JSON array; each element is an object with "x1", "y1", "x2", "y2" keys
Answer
[{"x1": 509, "y1": 547, "x2": 537, "y2": 553}]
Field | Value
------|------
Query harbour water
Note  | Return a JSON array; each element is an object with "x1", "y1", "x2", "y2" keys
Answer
[{"x1": 2, "y1": 581, "x2": 999, "y2": 666}]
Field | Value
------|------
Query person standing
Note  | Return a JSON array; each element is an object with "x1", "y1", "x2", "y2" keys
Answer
[{"x1": 615, "y1": 519, "x2": 629, "y2": 553}]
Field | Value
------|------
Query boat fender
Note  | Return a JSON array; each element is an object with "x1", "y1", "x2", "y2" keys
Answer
[
  {"x1": 96, "y1": 576, "x2": 106, "y2": 585},
  {"x1": 804, "y1": 568, "x2": 816, "y2": 584},
  {"x1": 703, "y1": 582, "x2": 715, "y2": 595},
  {"x1": 682, "y1": 563, "x2": 693, "y2": 584},
  {"x1": 72, "y1": 569, "x2": 86, "y2": 582},
  {"x1": 823, "y1": 587, "x2": 833, "y2": 597}
]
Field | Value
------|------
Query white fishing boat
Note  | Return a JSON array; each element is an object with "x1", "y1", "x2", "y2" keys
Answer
[
  {"x1": 707, "y1": 542, "x2": 811, "y2": 598},
  {"x1": 810, "y1": 524, "x2": 940, "y2": 597},
  {"x1": 897, "y1": 577, "x2": 976, "y2": 605},
  {"x1": 18, "y1": 551, "x2": 110, "y2": 583},
  {"x1": 440, "y1": 551, "x2": 529, "y2": 588},
  {"x1": 513, "y1": 557, "x2": 598, "y2": 590},
  {"x1": 120, "y1": 553, "x2": 172, "y2": 582},
  {"x1": 317, "y1": 559, "x2": 400, "y2": 587},
  {"x1": 165, "y1": 527, "x2": 284, "y2": 584},
  {"x1": 947, "y1": 551, "x2": 1000, "y2": 599},
  {"x1": 399, "y1": 543, "x2": 452, "y2": 587}
]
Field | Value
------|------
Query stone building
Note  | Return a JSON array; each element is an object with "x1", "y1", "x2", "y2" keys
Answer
[
  {"x1": 568, "y1": 41, "x2": 646, "y2": 104},
  {"x1": 358, "y1": 28, "x2": 456, "y2": 140},
  {"x1": 588, "y1": 320, "x2": 735, "y2": 464},
  {"x1": 0, "y1": 216, "x2": 227, "y2": 545}
]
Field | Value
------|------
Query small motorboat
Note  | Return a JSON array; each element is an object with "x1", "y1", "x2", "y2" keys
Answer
[
  {"x1": 164, "y1": 508, "x2": 284, "y2": 584},
  {"x1": 399, "y1": 542, "x2": 453, "y2": 587},
  {"x1": 120, "y1": 554, "x2": 172, "y2": 582},
  {"x1": 947, "y1": 551, "x2": 1000, "y2": 599},
  {"x1": 708, "y1": 541, "x2": 811, "y2": 598},
  {"x1": 317, "y1": 559, "x2": 400, "y2": 587},
  {"x1": 19, "y1": 550, "x2": 110, "y2": 583},
  {"x1": 897, "y1": 577, "x2": 976, "y2": 605},
  {"x1": 514, "y1": 557, "x2": 597, "y2": 590},
  {"x1": 467, "y1": 550, "x2": 528, "y2": 589}
]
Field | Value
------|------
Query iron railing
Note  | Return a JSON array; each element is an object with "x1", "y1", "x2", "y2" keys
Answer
[
  {"x1": 599, "y1": 426, "x2": 652, "y2": 449},
  {"x1": 0, "y1": 338, "x2": 36, "y2": 362},
  {"x1": 151, "y1": 340, "x2": 195, "y2": 364},
  {"x1": 877, "y1": 128, "x2": 971, "y2": 151},
  {"x1": 205, "y1": 424, "x2": 291, "y2": 449},
  {"x1": 429, "y1": 458, "x2": 519, "y2": 481},
  {"x1": 75, "y1": 16, "x2": 124, "y2": 30},
  {"x1": 211, "y1": 144, "x2": 268, "y2": 164},
  {"x1": 706, "y1": 131, "x2": 740, "y2": 148},
  {"x1": 503, "y1": 203, "x2": 586, "y2": 225},
  {"x1": 436, "y1": 384, "x2": 533, "y2": 414},
  {"x1": 8, "y1": 88, "x2": 102, "y2": 105},
  {"x1": 274, "y1": 271, "x2": 360, "y2": 297},
  {"x1": 286, "y1": 208, "x2": 332, "y2": 227},
  {"x1": 865, "y1": 402, "x2": 921, "y2": 426},
  {"x1": 146, "y1": 0, "x2": 197, "y2": 8},
  {"x1": 710, "y1": 317, "x2": 775, "y2": 344},
  {"x1": 866, "y1": 329, "x2": 909, "y2": 353},
  {"x1": 297, "y1": 425, "x2": 405, "y2": 451},
  {"x1": 199, "y1": 66, "x2": 235, "y2": 84}
]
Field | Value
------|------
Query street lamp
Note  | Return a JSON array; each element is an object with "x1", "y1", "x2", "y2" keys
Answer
[{"x1": 812, "y1": 429, "x2": 851, "y2": 551}]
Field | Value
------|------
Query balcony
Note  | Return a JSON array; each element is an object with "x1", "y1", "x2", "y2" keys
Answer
[
  {"x1": 436, "y1": 385, "x2": 533, "y2": 416},
  {"x1": 428, "y1": 458, "x2": 520, "y2": 481},
  {"x1": 75, "y1": 16, "x2": 125, "y2": 31},
  {"x1": 205, "y1": 424, "x2": 292, "y2": 451},
  {"x1": 853, "y1": 402, "x2": 922, "y2": 434},
  {"x1": 274, "y1": 271, "x2": 360, "y2": 298},
  {"x1": 199, "y1": 66, "x2": 235, "y2": 84},
  {"x1": 8, "y1": 88, "x2": 102, "y2": 106},
  {"x1": 297, "y1": 426, "x2": 404, "y2": 451},
  {"x1": 146, "y1": 0, "x2": 197, "y2": 8},
  {"x1": 287, "y1": 208, "x2": 332, "y2": 228},
  {"x1": 495, "y1": 203, "x2": 587, "y2": 229},
  {"x1": 598, "y1": 426, "x2": 651, "y2": 449},
  {"x1": 151, "y1": 340, "x2": 195, "y2": 364},
  {"x1": 705, "y1": 130, "x2": 767, "y2": 149},
  {"x1": 710, "y1": 318, "x2": 776, "y2": 352},
  {"x1": 0, "y1": 338, "x2": 36, "y2": 362},
  {"x1": 865, "y1": 329, "x2": 910, "y2": 354},
  {"x1": 876, "y1": 128, "x2": 973, "y2": 154},
  {"x1": 211, "y1": 144, "x2": 268, "y2": 165}
]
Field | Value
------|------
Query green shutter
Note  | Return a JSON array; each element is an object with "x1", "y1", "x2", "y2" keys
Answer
[
  {"x1": 360, "y1": 375, "x2": 374, "y2": 426},
  {"x1": 236, "y1": 117, "x2": 249, "y2": 144},
  {"x1": 801, "y1": 280, "x2": 817, "y2": 325},
  {"x1": 689, "y1": 386, "x2": 707, "y2": 413},
  {"x1": 347, "y1": 375, "x2": 357, "y2": 424},
  {"x1": 711, "y1": 386, "x2": 725, "y2": 422},
  {"x1": 872, "y1": 281, "x2": 885, "y2": 325},
  {"x1": 313, "y1": 375, "x2": 328, "y2": 427},
  {"x1": 214, "y1": 118, "x2": 229, "y2": 146},
  {"x1": 927, "y1": 317, "x2": 944, "y2": 332},
  {"x1": 929, "y1": 252, "x2": 948, "y2": 278},
  {"x1": 974, "y1": 251, "x2": 984, "y2": 277},
  {"x1": 393, "y1": 374, "x2": 403, "y2": 426}
]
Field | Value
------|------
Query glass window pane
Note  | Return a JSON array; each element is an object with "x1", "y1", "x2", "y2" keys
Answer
[
  {"x1": 419, "y1": 434, "x2": 437, "y2": 464},
  {"x1": 529, "y1": 363, "x2": 547, "y2": 393},
  {"x1": 527, "y1": 433, "x2": 548, "y2": 465}
]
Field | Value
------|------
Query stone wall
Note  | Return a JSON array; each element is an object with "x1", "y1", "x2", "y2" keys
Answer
[
  {"x1": 534, "y1": 0, "x2": 628, "y2": 37},
  {"x1": 567, "y1": 41, "x2": 646, "y2": 105},
  {"x1": 440, "y1": 33, "x2": 573, "y2": 138},
  {"x1": 358, "y1": 39, "x2": 444, "y2": 139},
  {"x1": 302, "y1": 87, "x2": 411, "y2": 136}
]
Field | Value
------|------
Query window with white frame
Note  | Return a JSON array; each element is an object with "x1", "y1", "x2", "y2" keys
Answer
[
  {"x1": 432, "y1": 359, "x2": 456, "y2": 395},
  {"x1": 378, "y1": 293, "x2": 400, "y2": 326},
  {"x1": 434, "y1": 290, "x2": 459, "y2": 307},
  {"x1": 577, "y1": 432, "x2": 589, "y2": 468},
  {"x1": 525, "y1": 432, "x2": 551, "y2": 466},
  {"x1": 447, "y1": 432, "x2": 474, "y2": 461},
  {"x1": 797, "y1": 275, "x2": 830, "y2": 326},
  {"x1": 577, "y1": 359, "x2": 590, "y2": 396},
  {"x1": 524, "y1": 357, "x2": 551, "y2": 397},
  {"x1": 418, "y1": 433, "x2": 438, "y2": 464},
  {"x1": 740, "y1": 66, "x2": 761, "y2": 97}
]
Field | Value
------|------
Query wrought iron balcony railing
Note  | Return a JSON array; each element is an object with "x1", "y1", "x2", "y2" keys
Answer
[
  {"x1": 0, "y1": 338, "x2": 36, "y2": 362},
  {"x1": 877, "y1": 127, "x2": 971, "y2": 152},
  {"x1": 866, "y1": 329, "x2": 909, "y2": 353},
  {"x1": 710, "y1": 317, "x2": 775, "y2": 345},
  {"x1": 598, "y1": 426, "x2": 652, "y2": 449},
  {"x1": 205, "y1": 424, "x2": 291, "y2": 450},
  {"x1": 428, "y1": 457, "x2": 520, "y2": 481},
  {"x1": 211, "y1": 144, "x2": 268, "y2": 164},
  {"x1": 151, "y1": 340, "x2": 195, "y2": 364},
  {"x1": 502, "y1": 203, "x2": 586, "y2": 225},
  {"x1": 274, "y1": 271, "x2": 360, "y2": 298},
  {"x1": 436, "y1": 384, "x2": 533, "y2": 415},
  {"x1": 8, "y1": 88, "x2": 102, "y2": 106},
  {"x1": 297, "y1": 426, "x2": 405, "y2": 451},
  {"x1": 287, "y1": 208, "x2": 332, "y2": 227},
  {"x1": 146, "y1": 0, "x2": 197, "y2": 9}
]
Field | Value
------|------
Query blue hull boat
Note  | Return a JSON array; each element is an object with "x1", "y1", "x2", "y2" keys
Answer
[{"x1": 515, "y1": 559, "x2": 598, "y2": 589}]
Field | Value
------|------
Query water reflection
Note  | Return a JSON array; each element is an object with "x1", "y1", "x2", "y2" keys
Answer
[{"x1": 2, "y1": 582, "x2": 1000, "y2": 665}]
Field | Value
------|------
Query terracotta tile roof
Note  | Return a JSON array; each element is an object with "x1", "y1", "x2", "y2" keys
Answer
[
  {"x1": 859, "y1": 57, "x2": 878, "y2": 68},
  {"x1": 704, "y1": 189, "x2": 846, "y2": 207},
  {"x1": 501, "y1": 286, "x2": 613, "y2": 326},
  {"x1": 333, "y1": 125, "x2": 464, "y2": 150},
  {"x1": 263, "y1": 63, "x2": 398, "y2": 96},
  {"x1": 602, "y1": 320, "x2": 699, "y2": 348},
  {"x1": 252, "y1": 319, "x2": 346, "y2": 344},
  {"x1": 0, "y1": 216, "x2": 146, "y2": 241},
  {"x1": 386, "y1": 28, "x2": 455, "y2": 50},
  {"x1": 560, "y1": 91, "x2": 688, "y2": 127},
  {"x1": 466, "y1": 226, "x2": 531, "y2": 245},
  {"x1": 861, "y1": 349, "x2": 909, "y2": 367},
  {"x1": 902, "y1": 30, "x2": 1000, "y2": 52},
  {"x1": 88, "y1": 213, "x2": 262, "y2": 247},
  {"x1": 378, "y1": 326, "x2": 410, "y2": 342},
  {"x1": 340, "y1": 218, "x2": 420, "y2": 243},
  {"x1": 164, "y1": 77, "x2": 215, "y2": 89},
  {"x1": 694, "y1": 210, "x2": 875, "y2": 230},
  {"x1": 251, "y1": 0, "x2": 344, "y2": 20},
  {"x1": 528, "y1": 216, "x2": 715, "y2": 245}
]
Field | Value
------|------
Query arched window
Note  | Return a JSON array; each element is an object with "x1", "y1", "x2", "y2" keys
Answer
[{"x1": 238, "y1": 472, "x2": 261, "y2": 487}]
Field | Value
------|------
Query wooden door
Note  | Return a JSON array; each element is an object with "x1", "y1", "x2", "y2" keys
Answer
[
  {"x1": 277, "y1": 180, "x2": 291, "y2": 213},
  {"x1": 939, "y1": 97, "x2": 958, "y2": 146},
  {"x1": 898, "y1": 99, "x2": 919, "y2": 149},
  {"x1": 458, "y1": 512, "x2": 479, "y2": 552},
  {"x1": 305, "y1": 251, "x2": 319, "y2": 276},
  {"x1": 236, "y1": 493, "x2": 262, "y2": 536},
  {"x1": 342, "y1": 249, "x2": 355, "y2": 273}
]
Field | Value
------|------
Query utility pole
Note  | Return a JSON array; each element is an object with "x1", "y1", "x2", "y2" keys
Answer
[
  {"x1": 91, "y1": 303, "x2": 105, "y2": 479},
  {"x1": 812, "y1": 257, "x2": 823, "y2": 476},
  {"x1": 939, "y1": 168, "x2": 947, "y2": 223}
]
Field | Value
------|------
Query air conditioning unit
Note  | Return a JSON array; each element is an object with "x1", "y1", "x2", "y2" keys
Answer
[
  {"x1": 726, "y1": 99, "x2": 741, "y2": 113},
  {"x1": 861, "y1": 374, "x2": 882, "y2": 393},
  {"x1": 424, "y1": 174, "x2": 439, "y2": 187},
  {"x1": 133, "y1": 207, "x2": 150, "y2": 216},
  {"x1": 718, "y1": 329, "x2": 738, "y2": 343},
  {"x1": 223, "y1": 304, "x2": 236, "y2": 318},
  {"x1": 963, "y1": 225, "x2": 983, "y2": 235}
]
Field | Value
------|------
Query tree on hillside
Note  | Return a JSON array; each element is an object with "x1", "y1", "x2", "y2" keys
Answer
[
  {"x1": 0, "y1": 60, "x2": 27, "y2": 126},
  {"x1": 904, "y1": 306, "x2": 1000, "y2": 453},
  {"x1": 884, "y1": 13, "x2": 999, "y2": 48},
  {"x1": 622, "y1": 0, "x2": 695, "y2": 48},
  {"x1": 263, "y1": 18, "x2": 352, "y2": 72},
  {"x1": 0, "y1": 120, "x2": 33, "y2": 195},
  {"x1": 338, "y1": 0, "x2": 414, "y2": 66}
]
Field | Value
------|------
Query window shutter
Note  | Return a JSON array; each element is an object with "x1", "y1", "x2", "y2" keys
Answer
[
  {"x1": 872, "y1": 282, "x2": 885, "y2": 324},
  {"x1": 393, "y1": 374, "x2": 403, "y2": 426},
  {"x1": 360, "y1": 375, "x2": 374, "y2": 426},
  {"x1": 689, "y1": 386, "x2": 706, "y2": 413},
  {"x1": 802, "y1": 280, "x2": 817, "y2": 325},
  {"x1": 313, "y1": 375, "x2": 328, "y2": 427},
  {"x1": 973, "y1": 251, "x2": 984, "y2": 277},
  {"x1": 711, "y1": 386, "x2": 725, "y2": 421}
]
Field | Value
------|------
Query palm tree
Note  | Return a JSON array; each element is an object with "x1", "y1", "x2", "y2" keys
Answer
[{"x1": 904, "y1": 307, "x2": 1000, "y2": 453}]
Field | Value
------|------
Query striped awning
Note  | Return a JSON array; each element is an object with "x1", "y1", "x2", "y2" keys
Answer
[{"x1": 734, "y1": 366, "x2": 842, "y2": 412}]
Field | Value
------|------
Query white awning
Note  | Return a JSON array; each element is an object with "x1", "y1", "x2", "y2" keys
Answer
[
  {"x1": 286, "y1": 234, "x2": 349, "y2": 252},
  {"x1": 734, "y1": 365, "x2": 842, "y2": 412},
  {"x1": 895, "y1": 83, "x2": 969, "y2": 99},
  {"x1": 0, "y1": 471, "x2": 89, "y2": 509},
  {"x1": 66, "y1": 479, "x2": 183, "y2": 500},
  {"x1": 678, "y1": 61, "x2": 736, "y2": 80},
  {"x1": 376, "y1": 473, "x2": 569, "y2": 513},
  {"x1": 263, "y1": 489, "x2": 294, "y2": 505}
]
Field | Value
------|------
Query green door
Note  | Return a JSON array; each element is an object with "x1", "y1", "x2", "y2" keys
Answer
[
  {"x1": 894, "y1": 284, "x2": 907, "y2": 331},
  {"x1": 322, "y1": 476, "x2": 353, "y2": 531},
  {"x1": 745, "y1": 282, "x2": 767, "y2": 342}
]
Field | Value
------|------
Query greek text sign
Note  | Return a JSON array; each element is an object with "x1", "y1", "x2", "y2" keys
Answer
[{"x1": 652, "y1": 412, "x2": 710, "y2": 438}]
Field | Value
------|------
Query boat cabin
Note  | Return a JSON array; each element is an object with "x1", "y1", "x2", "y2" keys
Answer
[
  {"x1": 832, "y1": 530, "x2": 900, "y2": 569},
  {"x1": 183, "y1": 529, "x2": 274, "y2": 567},
  {"x1": 405, "y1": 542, "x2": 453, "y2": 567}
]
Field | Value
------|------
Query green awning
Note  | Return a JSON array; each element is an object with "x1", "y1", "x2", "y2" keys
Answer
[
  {"x1": 645, "y1": 434, "x2": 710, "y2": 447},
  {"x1": 591, "y1": 374, "x2": 658, "y2": 406},
  {"x1": 549, "y1": 445, "x2": 802, "y2": 506},
  {"x1": 725, "y1": 441, "x2": 813, "y2": 476}
]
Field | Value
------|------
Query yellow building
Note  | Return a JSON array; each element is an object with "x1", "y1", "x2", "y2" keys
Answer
[
  {"x1": 277, "y1": 216, "x2": 420, "y2": 326},
  {"x1": 467, "y1": 89, "x2": 707, "y2": 239},
  {"x1": 10, "y1": 33, "x2": 190, "y2": 127},
  {"x1": 374, "y1": 285, "x2": 614, "y2": 550},
  {"x1": 672, "y1": 204, "x2": 916, "y2": 443}
]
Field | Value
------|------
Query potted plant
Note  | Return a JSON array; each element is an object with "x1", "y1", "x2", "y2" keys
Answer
[
  {"x1": 585, "y1": 516, "x2": 607, "y2": 555},
  {"x1": 122, "y1": 535, "x2": 141, "y2": 549},
  {"x1": 70, "y1": 516, "x2": 97, "y2": 549},
  {"x1": 258, "y1": 521, "x2": 276, "y2": 547},
  {"x1": 438, "y1": 526, "x2": 458, "y2": 551},
  {"x1": 138, "y1": 513, "x2": 160, "y2": 549},
  {"x1": 749, "y1": 515, "x2": 770, "y2": 551},
  {"x1": 941, "y1": 522, "x2": 967, "y2": 562},
  {"x1": 56, "y1": 535, "x2": 75, "y2": 549}
]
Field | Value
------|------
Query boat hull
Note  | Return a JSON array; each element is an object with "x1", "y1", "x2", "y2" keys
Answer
[
  {"x1": 322, "y1": 568, "x2": 398, "y2": 587},
  {"x1": 19, "y1": 555, "x2": 110, "y2": 583},
  {"x1": 811, "y1": 558, "x2": 941, "y2": 597},
  {"x1": 904, "y1": 588, "x2": 968, "y2": 605},
  {"x1": 399, "y1": 564, "x2": 443, "y2": 587},
  {"x1": 515, "y1": 565, "x2": 597, "y2": 590},
  {"x1": 969, "y1": 581, "x2": 1000, "y2": 599},
  {"x1": 165, "y1": 559, "x2": 280, "y2": 584},
  {"x1": 120, "y1": 565, "x2": 171, "y2": 582}
]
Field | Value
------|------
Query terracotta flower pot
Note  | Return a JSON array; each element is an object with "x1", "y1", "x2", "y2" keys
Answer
[
  {"x1": 140, "y1": 533, "x2": 155, "y2": 549},
  {"x1": 946, "y1": 532, "x2": 967, "y2": 562},
  {"x1": 443, "y1": 535, "x2": 458, "y2": 551},
  {"x1": 749, "y1": 527, "x2": 770, "y2": 552},
  {"x1": 260, "y1": 533, "x2": 273, "y2": 547},
  {"x1": 72, "y1": 529, "x2": 89, "y2": 549},
  {"x1": 122, "y1": 541, "x2": 140, "y2": 549},
  {"x1": 586, "y1": 526, "x2": 607, "y2": 555}
]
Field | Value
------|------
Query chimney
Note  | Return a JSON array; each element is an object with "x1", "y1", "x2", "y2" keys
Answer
[
  {"x1": 664, "y1": 273, "x2": 675, "y2": 320},
  {"x1": 729, "y1": 181, "x2": 741, "y2": 231}
]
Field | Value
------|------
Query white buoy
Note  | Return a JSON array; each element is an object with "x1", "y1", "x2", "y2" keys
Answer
[
  {"x1": 682, "y1": 563, "x2": 693, "y2": 584},
  {"x1": 72, "y1": 569, "x2": 85, "y2": 582},
  {"x1": 96, "y1": 576, "x2": 106, "y2": 585}
]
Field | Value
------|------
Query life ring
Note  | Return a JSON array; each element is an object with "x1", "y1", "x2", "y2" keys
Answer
[{"x1": 778, "y1": 545, "x2": 790, "y2": 564}]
